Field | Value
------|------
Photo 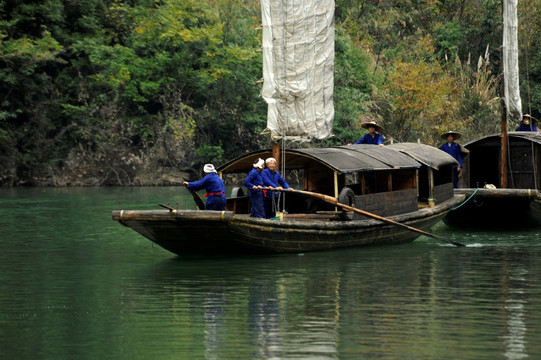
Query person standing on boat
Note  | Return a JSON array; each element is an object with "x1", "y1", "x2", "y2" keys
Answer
[
  {"x1": 352, "y1": 120, "x2": 385, "y2": 146},
  {"x1": 439, "y1": 131, "x2": 463, "y2": 188},
  {"x1": 183, "y1": 164, "x2": 226, "y2": 211},
  {"x1": 244, "y1": 158, "x2": 266, "y2": 218},
  {"x1": 516, "y1": 114, "x2": 537, "y2": 131},
  {"x1": 261, "y1": 157, "x2": 292, "y2": 218}
]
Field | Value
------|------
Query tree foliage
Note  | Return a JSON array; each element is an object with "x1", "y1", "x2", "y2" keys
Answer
[{"x1": 1, "y1": 0, "x2": 540, "y2": 185}]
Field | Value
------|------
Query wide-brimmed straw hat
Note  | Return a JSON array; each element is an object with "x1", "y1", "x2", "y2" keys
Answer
[
  {"x1": 253, "y1": 158, "x2": 265, "y2": 169},
  {"x1": 203, "y1": 164, "x2": 217, "y2": 173},
  {"x1": 441, "y1": 131, "x2": 462, "y2": 140},
  {"x1": 523, "y1": 114, "x2": 537, "y2": 124},
  {"x1": 361, "y1": 120, "x2": 384, "y2": 132}
]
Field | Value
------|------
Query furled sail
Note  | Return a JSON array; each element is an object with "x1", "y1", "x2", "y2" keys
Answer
[
  {"x1": 502, "y1": 0, "x2": 522, "y2": 123},
  {"x1": 261, "y1": 0, "x2": 335, "y2": 140}
]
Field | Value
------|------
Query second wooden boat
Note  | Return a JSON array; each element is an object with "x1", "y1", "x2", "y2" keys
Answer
[{"x1": 443, "y1": 133, "x2": 541, "y2": 228}]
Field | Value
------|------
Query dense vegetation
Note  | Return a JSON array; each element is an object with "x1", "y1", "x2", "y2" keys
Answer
[{"x1": 1, "y1": 0, "x2": 540, "y2": 185}]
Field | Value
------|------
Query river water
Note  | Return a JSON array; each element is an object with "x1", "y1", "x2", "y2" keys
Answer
[{"x1": 1, "y1": 187, "x2": 541, "y2": 359}]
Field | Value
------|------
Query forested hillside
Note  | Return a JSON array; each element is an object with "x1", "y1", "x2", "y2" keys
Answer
[{"x1": 1, "y1": 0, "x2": 540, "y2": 186}]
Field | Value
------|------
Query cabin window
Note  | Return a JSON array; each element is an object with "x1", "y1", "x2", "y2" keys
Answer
[
  {"x1": 375, "y1": 171, "x2": 391, "y2": 192},
  {"x1": 305, "y1": 167, "x2": 335, "y2": 195},
  {"x1": 391, "y1": 169, "x2": 417, "y2": 190},
  {"x1": 433, "y1": 166, "x2": 453, "y2": 186}
]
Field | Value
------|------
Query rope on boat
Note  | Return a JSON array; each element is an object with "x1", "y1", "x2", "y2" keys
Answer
[{"x1": 451, "y1": 188, "x2": 480, "y2": 211}]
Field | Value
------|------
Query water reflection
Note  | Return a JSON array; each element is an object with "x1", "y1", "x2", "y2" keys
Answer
[
  {"x1": 501, "y1": 258, "x2": 528, "y2": 360},
  {"x1": 121, "y1": 254, "x2": 348, "y2": 359},
  {"x1": 113, "y1": 239, "x2": 541, "y2": 360}
]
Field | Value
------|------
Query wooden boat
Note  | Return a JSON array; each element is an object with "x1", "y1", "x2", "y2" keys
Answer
[
  {"x1": 443, "y1": 1, "x2": 541, "y2": 228},
  {"x1": 112, "y1": 2, "x2": 467, "y2": 254},
  {"x1": 112, "y1": 144, "x2": 466, "y2": 255},
  {"x1": 443, "y1": 132, "x2": 541, "y2": 228}
]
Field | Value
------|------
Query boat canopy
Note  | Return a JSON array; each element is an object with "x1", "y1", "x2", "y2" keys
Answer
[
  {"x1": 217, "y1": 145, "x2": 420, "y2": 175},
  {"x1": 464, "y1": 131, "x2": 541, "y2": 147},
  {"x1": 388, "y1": 142, "x2": 459, "y2": 170},
  {"x1": 461, "y1": 131, "x2": 541, "y2": 189}
]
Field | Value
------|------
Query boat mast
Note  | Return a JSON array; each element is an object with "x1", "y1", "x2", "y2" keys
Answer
[
  {"x1": 500, "y1": 0, "x2": 522, "y2": 189},
  {"x1": 272, "y1": 141, "x2": 280, "y2": 168},
  {"x1": 500, "y1": 0, "x2": 508, "y2": 188},
  {"x1": 500, "y1": 0, "x2": 509, "y2": 189},
  {"x1": 500, "y1": 63, "x2": 509, "y2": 189}
]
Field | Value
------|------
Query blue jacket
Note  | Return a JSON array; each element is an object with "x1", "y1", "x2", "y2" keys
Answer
[
  {"x1": 354, "y1": 133, "x2": 383, "y2": 145},
  {"x1": 439, "y1": 142, "x2": 463, "y2": 167},
  {"x1": 261, "y1": 169, "x2": 290, "y2": 198},
  {"x1": 244, "y1": 168, "x2": 264, "y2": 190},
  {"x1": 187, "y1": 173, "x2": 225, "y2": 196},
  {"x1": 517, "y1": 124, "x2": 537, "y2": 131}
]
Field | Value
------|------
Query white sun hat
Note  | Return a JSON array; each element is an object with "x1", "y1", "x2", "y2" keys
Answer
[{"x1": 203, "y1": 164, "x2": 217, "y2": 173}]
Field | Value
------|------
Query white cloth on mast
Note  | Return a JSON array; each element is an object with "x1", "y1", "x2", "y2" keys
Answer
[
  {"x1": 503, "y1": 0, "x2": 522, "y2": 123},
  {"x1": 261, "y1": 0, "x2": 335, "y2": 140}
]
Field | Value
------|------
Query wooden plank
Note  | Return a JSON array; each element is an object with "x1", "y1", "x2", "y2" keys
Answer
[
  {"x1": 353, "y1": 189, "x2": 418, "y2": 219},
  {"x1": 454, "y1": 188, "x2": 539, "y2": 198}
]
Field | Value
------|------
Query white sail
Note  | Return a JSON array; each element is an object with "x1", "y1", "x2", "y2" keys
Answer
[
  {"x1": 261, "y1": 0, "x2": 335, "y2": 140},
  {"x1": 503, "y1": 0, "x2": 522, "y2": 123}
]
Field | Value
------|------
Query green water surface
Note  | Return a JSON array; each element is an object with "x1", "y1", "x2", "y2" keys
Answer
[{"x1": 1, "y1": 187, "x2": 541, "y2": 359}]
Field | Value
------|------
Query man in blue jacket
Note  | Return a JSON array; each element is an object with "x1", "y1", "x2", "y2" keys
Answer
[
  {"x1": 439, "y1": 131, "x2": 463, "y2": 188},
  {"x1": 183, "y1": 164, "x2": 226, "y2": 210},
  {"x1": 516, "y1": 114, "x2": 537, "y2": 131},
  {"x1": 353, "y1": 120, "x2": 385, "y2": 146},
  {"x1": 261, "y1": 157, "x2": 292, "y2": 218},
  {"x1": 244, "y1": 158, "x2": 266, "y2": 218}
]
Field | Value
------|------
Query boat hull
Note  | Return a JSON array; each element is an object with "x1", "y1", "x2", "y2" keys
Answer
[
  {"x1": 112, "y1": 195, "x2": 464, "y2": 255},
  {"x1": 443, "y1": 188, "x2": 541, "y2": 228}
]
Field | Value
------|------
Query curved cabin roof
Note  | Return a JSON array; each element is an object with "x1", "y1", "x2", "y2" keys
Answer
[
  {"x1": 388, "y1": 142, "x2": 459, "y2": 170},
  {"x1": 464, "y1": 131, "x2": 541, "y2": 147},
  {"x1": 217, "y1": 145, "x2": 420, "y2": 174}
]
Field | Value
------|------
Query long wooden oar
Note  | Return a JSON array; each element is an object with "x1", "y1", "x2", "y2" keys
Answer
[
  {"x1": 278, "y1": 188, "x2": 465, "y2": 247},
  {"x1": 182, "y1": 179, "x2": 206, "y2": 210}
]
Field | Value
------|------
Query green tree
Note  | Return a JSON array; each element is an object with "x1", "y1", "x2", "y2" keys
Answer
[
  {"x1": 332, "y1": 26, "x2": 373, "y2": 145},
  {"x1": 0, "y1": 17, "x2": 64, "y2": 182}
]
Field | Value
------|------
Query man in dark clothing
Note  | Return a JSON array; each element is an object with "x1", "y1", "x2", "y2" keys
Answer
[
  {"x1": 244, "y1": 158, "x2": 266, "y2": 218},
  {"x1": 183, "y1": 164, "x2": 226, "y2": 210},
  {"x1": 439, "y1": 131, "x2": 463, "y2": 188},
  {"x1": 261, "y1": 157, "x2": 292, "y2": 218},
  {"x1": 353, "y1": 121, "x2": 385, "y2": 146},
  {"x1": 516, "y1": 114, "x2": 537, "y2": 131}
]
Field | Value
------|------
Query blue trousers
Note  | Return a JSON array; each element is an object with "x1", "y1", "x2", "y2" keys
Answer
[
  {"x1": 264, "y1": 197, "x2": 278, "y2": 219},
  {"x1": 205, "y1": 195, "x2": 226, "y2": 211},
  {"x1": 249, "y1": 191, "x2": 265, "y2": 218},
  {"x1": 452, "y1": 166, "x2": 459, "y2": 188}
]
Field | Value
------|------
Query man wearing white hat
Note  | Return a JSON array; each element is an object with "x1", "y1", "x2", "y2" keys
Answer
[
  {"x1": 183, "y1": 164, "x2": 226, "y2": 210},
  {"x1": 439, "y1": 131, "x2": 463, "y2": 188},
  {"x1": 244, "y1": 158, "x2": 266, "y2": 218}
]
